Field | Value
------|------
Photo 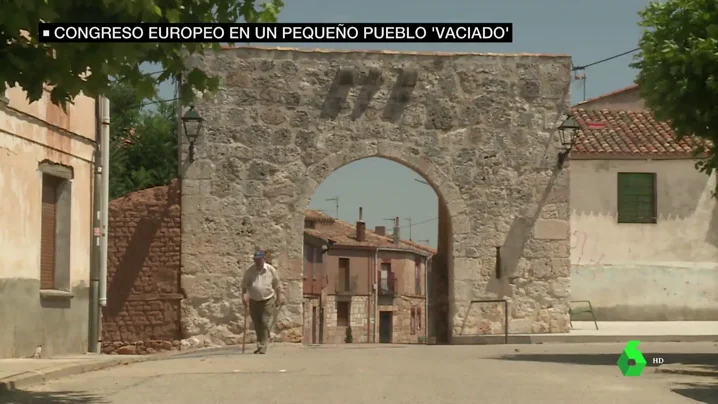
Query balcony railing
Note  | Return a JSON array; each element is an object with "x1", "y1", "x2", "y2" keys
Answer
[
  {"x1": 378, "y1": 273, "x2": 396, "y2": 296},
  {"x1": 336, "y1": 275, "x2": 359, "y2": 295}
]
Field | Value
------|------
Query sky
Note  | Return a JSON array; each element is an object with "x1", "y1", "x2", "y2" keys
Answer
[{"x1": 150, "y1": 0, "x2": 650, "y2": 248}]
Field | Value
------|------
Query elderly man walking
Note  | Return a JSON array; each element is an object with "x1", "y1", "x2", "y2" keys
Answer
[{"x1": 241, "y1": 250, "x2": 283, "y2": 354}]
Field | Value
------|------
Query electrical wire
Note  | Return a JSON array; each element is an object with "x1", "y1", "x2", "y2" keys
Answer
[
  {"x1": 399, "y1": 217, "x2": 437, "y2": 229},
  {"x1": 572, "y1": 48, "x2": 639, "y2": 71},
  {"x1": 139, "y1": 97, "x2": 180, "y2": 108}
]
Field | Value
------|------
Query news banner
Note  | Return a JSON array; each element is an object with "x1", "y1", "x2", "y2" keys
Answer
[{"x1": 38, "y1": 23, "x2": 513, "y2": 43}]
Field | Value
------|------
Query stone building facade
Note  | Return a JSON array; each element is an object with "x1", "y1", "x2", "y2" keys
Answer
[
  {"x1": 179, "y1": 46, "x2": 573, "y2": 345},
  {"x1": 302, "y1": 209, "x2": 432, "y2": 344}
]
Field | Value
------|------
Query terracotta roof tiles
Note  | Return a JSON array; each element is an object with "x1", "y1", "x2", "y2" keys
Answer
[
  {"x1": 304, "y1": 210, "x2": 436, "y2": 256},
  {"x1": 575, "y1": 84, "x2": 638, "y2": 106},
  {"x1": 570, "y1": 108, "x2": 705, "y2": 158}
]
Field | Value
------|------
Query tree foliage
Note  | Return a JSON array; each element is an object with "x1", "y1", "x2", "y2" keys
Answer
[
  {"x1": 1, "y1": 0, "x2": 284, "y2": 107},
  {"x1": 107, "y1": 81, "x2": 177, "y2": 199},
  {"x1": 632, "y1": 0, "x2": 718, "y2": 174}
]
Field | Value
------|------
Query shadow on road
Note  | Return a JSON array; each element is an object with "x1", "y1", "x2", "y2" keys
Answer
[
  {"x1": 671, "y1": 382, "x2": 718, "y2": 404},
  {"x1": 0, "y1": 390, "x2": 107, "y2": 404},
  {"x1": 495, "y1": 352, "x2": 718, "y2": 368}
]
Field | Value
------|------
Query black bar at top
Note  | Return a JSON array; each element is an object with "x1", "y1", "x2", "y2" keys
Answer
[{"x1": 37, "y1": 22, "x2": 513, "y2": 43}]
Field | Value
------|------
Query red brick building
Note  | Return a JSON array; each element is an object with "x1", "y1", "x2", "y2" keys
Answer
[{"x1": 302, "y1": 208, "x2": 435, "y2": 344}]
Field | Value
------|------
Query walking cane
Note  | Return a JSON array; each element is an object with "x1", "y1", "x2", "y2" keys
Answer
[
  {"x1": 242, "y1": 304, "x2": 248, "y2": 354},
  {"x1": 270, "y1": 306, "x2": 279, "y2": 346}
]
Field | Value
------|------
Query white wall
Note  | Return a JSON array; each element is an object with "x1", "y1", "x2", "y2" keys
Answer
[
  {"x1": 570, "y1": 158, "x2": 718, "y2": 320},
  {"x1": 0, "y1": 86, "x2": 96, "y2": 357}
]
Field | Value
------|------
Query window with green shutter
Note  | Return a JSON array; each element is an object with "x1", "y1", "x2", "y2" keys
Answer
[{"x1": 617, "y1": 173, "x2": 657, "y2": 223}]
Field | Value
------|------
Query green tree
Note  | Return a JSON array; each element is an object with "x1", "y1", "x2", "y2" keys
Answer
[
  {"x1": 632, "y1": 0, "x2": 718, "y2": 174},
  {"x1": 1, "y1": 0, "x2": 284, "y2": 107},
  {"x1": 107, "y1": 81, "x2": 178, "y2": 199}
]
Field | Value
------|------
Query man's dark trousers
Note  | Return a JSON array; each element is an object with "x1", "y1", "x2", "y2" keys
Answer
[{"x1": 249, "y1": 295, "x2": 275, "y2": 353}]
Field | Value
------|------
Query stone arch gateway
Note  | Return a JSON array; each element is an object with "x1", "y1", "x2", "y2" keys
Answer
[{"x1": 179, "y1": 46, "x2": 573, "y2": 345}]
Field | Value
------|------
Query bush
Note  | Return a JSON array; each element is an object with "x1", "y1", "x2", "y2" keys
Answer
[{"x1": 345, "y1": 326, "x2": 353, "y2": 343}]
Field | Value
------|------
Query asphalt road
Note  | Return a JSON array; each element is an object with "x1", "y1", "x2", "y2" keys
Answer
[{"x1": 2, "y1": 342, "x2": 717, "y2": 404}]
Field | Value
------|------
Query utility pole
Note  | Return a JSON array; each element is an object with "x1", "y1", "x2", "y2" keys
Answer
[
  {"x1": 404, "y1": 217, "x2": 412, "y2": 240},
  {"x1": 326, "y1": 196, "x2": 339, "y2": 219}
]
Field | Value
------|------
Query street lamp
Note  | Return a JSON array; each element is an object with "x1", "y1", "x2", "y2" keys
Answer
[
  {"x1": 557, "y1": 115, "x2": 579, "y2": 168},
  {"x1": 182, "y1": 105, "x2": 204, "y2": 162}
]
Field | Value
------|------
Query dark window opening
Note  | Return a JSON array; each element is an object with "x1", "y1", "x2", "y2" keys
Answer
[
  {"x1": 339, "y1": 257, "x2": 350, "y2": 291},
  {"x1": 617, "y1": 172, "x2": 657, "y2": 224},
  {"x1": 40, "y1": 175, "x2": 62, "y2": 290},
  {"x1": 414, "y1": 259, "x2": 421, "y2": 295},
  {"x1": 337, "y1": 301, "x2": 350, "y2": 326}
]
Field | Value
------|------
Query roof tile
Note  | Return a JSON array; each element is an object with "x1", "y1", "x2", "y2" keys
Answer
[
  {"x1": 570, "y1": 108, "x2": 705, "y2": 157},
  {"x1": 304, "y1": 210, "x2": 436, "y2": 255}
]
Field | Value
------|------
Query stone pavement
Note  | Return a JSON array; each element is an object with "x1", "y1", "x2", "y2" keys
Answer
[{"x1": 1, "y1": 342, "x2": 716, "y2": 404}]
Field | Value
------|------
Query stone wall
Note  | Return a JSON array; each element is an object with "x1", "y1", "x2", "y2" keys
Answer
[
  {"x1": 323, "y1": 295, "x2": 370, "y2": 343},
  {"x1": 102, "y1": 181, "x2": 183, "y2": 354},
  {"x1": 383, "y1": 296, "x2": 426, "y2": 344},
  {"x1": 180, "y1": 46, "x2": 573, "y2": 344}
]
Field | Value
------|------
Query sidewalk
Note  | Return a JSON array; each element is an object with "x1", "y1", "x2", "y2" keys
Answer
[
  {"x1": 655, "y1": 363, "x2": 718, "y2": 377},
  {"x1": 0, "y1": 344, "x2": 300, "y2": 393},
  {"x1": 0, "y1": 353, "x2": 155, "y2": 392},
  {"x1": 454, "y1": 321, "x2": 718, "y2": 344}
]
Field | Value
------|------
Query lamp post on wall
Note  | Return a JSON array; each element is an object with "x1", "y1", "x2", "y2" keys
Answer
[
  {"x1": 182, "y1": 105, "x2": 204, "y2": 162},
  {"x1": 557, "y1": 115, "x2": 579, "y2": 169}
]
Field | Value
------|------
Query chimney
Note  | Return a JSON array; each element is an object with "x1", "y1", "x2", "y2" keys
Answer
[
  {"x1": 374, "y1": 226, "x2": 386, "y2": 236},
  {"x1": 392, "y1": 217, "x2": 400, "y2": 246},
  {"x1": 356, "y1": 207, "x2": 366, "y2": 242}
]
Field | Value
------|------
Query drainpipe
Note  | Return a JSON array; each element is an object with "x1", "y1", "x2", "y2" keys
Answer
[
  {"x1": 372, "y1": 248, "x2": 378, "y2": 343},
  {"x1": 99, "y1": 96, "x2": 110, "y2": 309},
  {"x1": 424, "y1": 255, "x2": 433, "y2": 344},
  {"x1": 88, "y1": 99, "x2": 102, "y2": 353}
]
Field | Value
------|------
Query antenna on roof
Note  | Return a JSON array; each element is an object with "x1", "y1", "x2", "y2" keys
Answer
[
  {"x1": 574, "y1": 68, "x2": 587, "y2": 101},
  {"x1": 325, "y1": 196, "x2": 339, "y2": 219}
]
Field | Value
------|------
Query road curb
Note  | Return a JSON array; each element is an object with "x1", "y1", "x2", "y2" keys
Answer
[
  {"x1": 655, "y1": 365, "x2": 718, "y2": 377},
  {"x1": 0, "y1": 347, "x2": 221, "y2": 393},
  {"x1": 452, "y1": 334, "x2": 718, "y2": 345}
]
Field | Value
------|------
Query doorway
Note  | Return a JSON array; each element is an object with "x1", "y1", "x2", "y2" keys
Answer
[
  {"x1": 379, "y1": 311, "x2": 393, "y2": 343},
  {"x1": 311, "y1": 307, "x2": 318, "y2": 344}
]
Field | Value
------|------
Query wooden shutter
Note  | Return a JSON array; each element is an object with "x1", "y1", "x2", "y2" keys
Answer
[
  {"x1": 617, "y1": 173, "x2": 657, "y2": 223},
  {"x1": 40, "y1": 175, "x2": 59, "y2": 289}
]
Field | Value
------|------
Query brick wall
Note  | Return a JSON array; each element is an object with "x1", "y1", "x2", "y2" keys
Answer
[{"x1": 102, "y1": 181, "x2": 182, "y2": 355}]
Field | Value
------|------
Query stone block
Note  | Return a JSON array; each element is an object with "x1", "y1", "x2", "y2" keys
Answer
[{"x1": 533, "y1": 219, "x2": 569, "y2": 240}]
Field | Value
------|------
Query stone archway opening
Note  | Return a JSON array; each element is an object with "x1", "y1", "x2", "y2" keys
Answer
[
  {"x1": 300, "y1": 156, "x2": 453, "y2": 345},
  {"x1": 179, "y1": 46, "x2": 574, "y2": 348}
]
